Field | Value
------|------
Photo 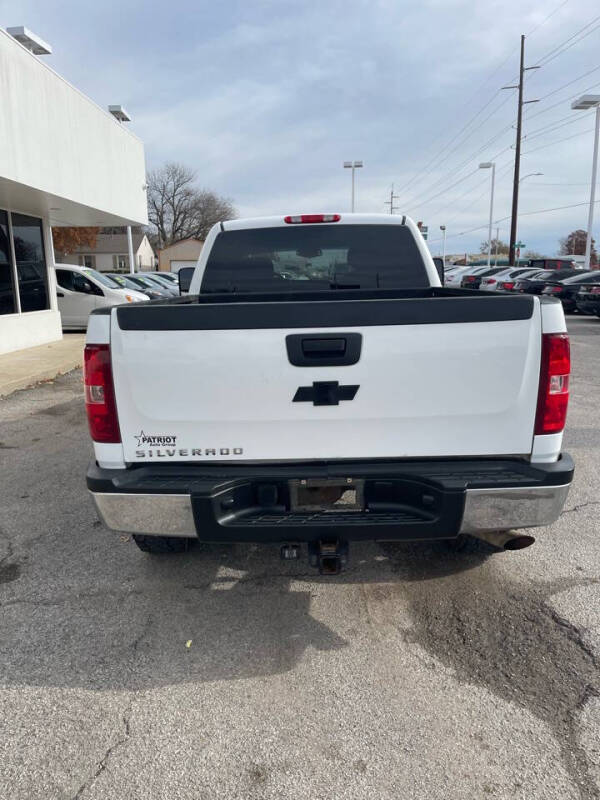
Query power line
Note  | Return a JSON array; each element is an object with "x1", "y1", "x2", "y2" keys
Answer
[
  {"x1": 531, "y1": 181, "x2": 591, "y2": 186},
  {"x1": 431, "y1": 161, "x2": 514, "y2": 224},
  {"x1": 521, "y1": 125, "x2": 595, "y2": 154},
  {"x1": 395, "y1": 91, "x2": 504, "y2": 201},
  {"x1": 516, "y1": 199, "x2": 600, "y2": 218},
  {"x1": 430, "y1": 198, "x2": 600, "y2": 242},
  {"x1": 524, "y1": 112, "x2": 590, "y2": 141},
  {"x1": 404, "y1": 116, "x2": 515, "y2": 210},
  {"x1": 535, "y1": 63, "x2": 600, "y2": 103},
  {"x1": 410, "y1": 168, "x2": 481, "y2": 212},
  {"x1": 532, "y1": 12, "x2": 600, "y2": 66},
  {"x1": 396, "y1": 1, "x2": 571, "y2": 211}
]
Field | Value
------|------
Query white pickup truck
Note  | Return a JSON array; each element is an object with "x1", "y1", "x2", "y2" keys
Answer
[{"x1": 85, "y1": 213, "x2": 573, "y2": 573}]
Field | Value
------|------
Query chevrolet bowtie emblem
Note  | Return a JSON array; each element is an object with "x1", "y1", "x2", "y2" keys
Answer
[{"x1": 293, "y1": 381, "x2": 359, "y2": 406}]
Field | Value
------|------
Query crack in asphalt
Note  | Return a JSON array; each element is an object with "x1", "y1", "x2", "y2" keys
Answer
[
  {"x1": 0, "y1": 588, "x2": 144, "y2": 609},
  {"x1": 382, "y1": 542, "x2": 600, "y2": 800},
  {"x1": 561, "y1": 501, "x2": 600, "y2": 516},
  {"x1": 72, "y1": 707, "x2": 132, "y2": 800}
]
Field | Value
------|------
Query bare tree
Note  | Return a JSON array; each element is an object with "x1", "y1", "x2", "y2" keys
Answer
[
  {"x1": 479, "y1": 238, "x2": 509, "y2": 255},
  {"x1": 147, "y1": 162, "x2": 236, "y2": 248},
  {"x1": 559, "y1": 229, "x2": 597, "y2": 263}
]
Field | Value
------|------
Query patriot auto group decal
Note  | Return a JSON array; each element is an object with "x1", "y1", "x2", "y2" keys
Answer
[{"x1": 134, "y1": 430, "x2": 243, "y2": 458}]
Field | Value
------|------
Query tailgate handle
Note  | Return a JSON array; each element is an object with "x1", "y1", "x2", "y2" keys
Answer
[
  {"x1": 286, "y1": 333, "x2": 362, "y2": 367},
  {"x1": 302, "y1": 338, "x2": 346, "y2": 356}
]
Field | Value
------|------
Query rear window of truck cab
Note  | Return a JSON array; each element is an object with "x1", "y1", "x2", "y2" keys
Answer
[{"x1": 201, "y1": 224, "x2": 430, "y2": 293}]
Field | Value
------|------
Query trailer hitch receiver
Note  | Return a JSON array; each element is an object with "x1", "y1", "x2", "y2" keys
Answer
[{"x1": 308, "y1": 540, "x2": 349, "y2": 575}]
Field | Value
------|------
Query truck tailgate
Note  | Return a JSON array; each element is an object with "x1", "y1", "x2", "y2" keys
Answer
[{"x1": 110, "y1": 293, "x2": 541, "y2": 463}]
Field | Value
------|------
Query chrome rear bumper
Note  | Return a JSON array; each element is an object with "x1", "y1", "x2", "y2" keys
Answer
[{"x1": 90, "y1": 482, "x2": 571, "y2": 539}]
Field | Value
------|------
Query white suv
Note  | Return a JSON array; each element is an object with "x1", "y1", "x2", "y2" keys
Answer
[{"x1": 54, "y1": 264, "x2": 147, "y2": 329}]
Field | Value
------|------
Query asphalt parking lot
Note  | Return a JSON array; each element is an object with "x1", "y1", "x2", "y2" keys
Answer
[{"x1": 0, "y1": 315, "x2": 599, "y2": 800}]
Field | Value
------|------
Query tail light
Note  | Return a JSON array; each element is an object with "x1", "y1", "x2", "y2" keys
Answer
[
  {"x1": 465, "y1": 276, "x2": 476, "y2": 282},
  {"x1": 84, "y1": 344, "x2": 121, "y2": 443},
  {"x1": 535, "y1": 334, "x2": 570, "y2": 435},
  {"x1": 591, "y1": 286, "x2": 600, "y2": 295},
  {"x1": 487, "y1": 278, "x2": 497, "y2": 285},
  {"x1": 542, "y1": 286, "x2": 562, "y2": 294},
  {"x1": 284, "y1": 214, "x2": 341, "y2": 224},
  {"x1": 502, "y1": 281, "x2": 515, "y2": 290}
]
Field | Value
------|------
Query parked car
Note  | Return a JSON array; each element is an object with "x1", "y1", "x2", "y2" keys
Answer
[
  {"x1": 138, "y1": 272, "x2": 179, "y2": 295},
  {"x1": 141, "y1": 271, "x2": 180, "y2": 290},
  {"x1": 84, "y1": 212, "x2": 572, "y2": 567},
  {"x1": 156, "y1": 271, "x2": 180, "y2": 285},
  {"x1": 120, "y1": 273, "x2": 173, "y2": 297},
  {"x1": 480, "y1": 267, "x2": 541, "y2": 292},
  {"x1": 514, "y1": 269, "x2": 583, "y2": 295},
  {"x1": 527, "y1": 257, "x2": 578, "y2": 272},
  {"x1": 460, "y1": 267, "x2": 505, "y2": 290},
  {"x1": 444, "y1": 265, "x2": 489, "y2": 287},
  {"x1": 540, "y1": 271, "x2": 596, "y2": 313},
  {"x1": 575, "y1": 278, "x2": 600, "y2": 317},
  {"x1": 54, "y1": 265, "x2": 147, "y2": 329},
  {"x1": 106, "y1": 273, "x2": 165, "y2": 301},
  {"x1": 497, "y1": 270, "x2": 545, "y2": 292}
]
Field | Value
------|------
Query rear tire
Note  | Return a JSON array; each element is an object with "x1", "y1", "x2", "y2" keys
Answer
[{"x1": 132, "y1": 535, "x2": 191, "y2": 554}]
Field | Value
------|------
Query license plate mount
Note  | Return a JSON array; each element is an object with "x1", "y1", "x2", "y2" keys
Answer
[{"x1": 289, "y1": 478, "x2": 365, "y2": 513}]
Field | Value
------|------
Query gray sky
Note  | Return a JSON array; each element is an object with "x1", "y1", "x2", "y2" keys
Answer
[{"x1": 3, "y1": 0, "x2": 600, "y2": 254}]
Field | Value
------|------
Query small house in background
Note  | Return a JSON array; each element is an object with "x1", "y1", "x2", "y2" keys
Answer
[
  {"x1": 55, "y1": 232, "x2": 155, "y2": 272},
  {"x1": 158, "y1": 238, "x2": 204, "y2": 273}
]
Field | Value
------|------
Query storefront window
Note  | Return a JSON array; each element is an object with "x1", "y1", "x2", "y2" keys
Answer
[
  {"x1": 11, "y1": 213, "x2": 49, "y2": 312},
  {"x1": 0, "y1": 210, "x2": 17, "y2": 315}
]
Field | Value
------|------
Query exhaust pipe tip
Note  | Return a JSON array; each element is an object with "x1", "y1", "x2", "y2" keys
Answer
[
  {"x1": 470, "y1": 530, "x2": 536, "y2": 551},
  {"x1": 503, "y1": 534, "x2": 535, "y2": 551}
]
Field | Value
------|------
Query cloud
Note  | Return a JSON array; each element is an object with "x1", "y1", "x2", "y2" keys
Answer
[{"x1": 3, "y1": 0, "x2": 599, "y2": 252}]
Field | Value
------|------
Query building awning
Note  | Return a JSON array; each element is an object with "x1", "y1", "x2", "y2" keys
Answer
[{"x1": 0, "y1": 29, "x2": 148, "y2": 227}]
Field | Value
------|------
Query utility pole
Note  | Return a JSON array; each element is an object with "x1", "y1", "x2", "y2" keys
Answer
[
  {"x1": 385, "y1": 184, "x2": 400, "y2": 214},
  {"x1": 502, "y1": 35, "x2": 539, "y2": 265}
]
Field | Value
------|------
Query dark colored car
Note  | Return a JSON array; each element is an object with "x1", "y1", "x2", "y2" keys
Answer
[
  {"x1": 117, "y1": 273, "x2": 173, "y2": 298},
  {"x1": 527, "y1": 257, "x2": 577, "y2": 272},
  {"x1": 575, "y1": 279, "x2": 600, "y2": 317},
  {"x1": 106, "y1": 273, "x2": 163, "y2": 301},
  {"x1": 514, "y1": 269, "x2": 583, "y2": 295},
  {"x1": 497, "y1": 270, "x2": 544, "y2": 292},
  {"x1": 540, "y1": 271, "x2": 596, "y2": 312},
  {"x1": 460, "y1": 267, "x2": 505, "y2": 289}
]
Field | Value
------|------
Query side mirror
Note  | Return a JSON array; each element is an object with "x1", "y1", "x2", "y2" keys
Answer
[
  {"x1": 178, "y1": 267, "x2": 195, "y2": 294},
  {"x1": 432, "y1": 257, "x2": 444, "y2": 285}
]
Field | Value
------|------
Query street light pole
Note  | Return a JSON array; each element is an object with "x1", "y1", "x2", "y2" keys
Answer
[
  {"x1": 586, "y1": 104, "x2": 600, "y2": 270},
  {"x1": 108, "y1": 104, "x2": 136, "y2": 274},
  {"x1": 519, "y1": 172, "x2": 543, "y2": 183},
  {"x1": 571, "y1": 96, "x2": 600, "y2": 270},
  {"x1": 343, "y1": 161, "x2": 363, "y2": 212},
  {"x1": 440, "y1": 225, "x2": 447, "y2": 264},
  {"x1": 495, "y1": 226, "x2": 500, "y2": 266},
  {"x1": 479, "y1": 162, "x2": 496, "y2": 267}
]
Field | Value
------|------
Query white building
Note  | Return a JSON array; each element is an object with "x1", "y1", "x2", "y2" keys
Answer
[
  {"x1": 0, "y1": 27, "x2": 147, "y2": 355},
  {"x1": 55, "y1": 232, "x2": 156, "y2": 272}
]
